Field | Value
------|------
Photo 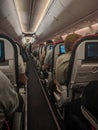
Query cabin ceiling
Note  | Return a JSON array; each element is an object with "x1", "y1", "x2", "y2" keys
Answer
[{"x1": 0, "y1": 0, "x2": 98, "y2": 43}]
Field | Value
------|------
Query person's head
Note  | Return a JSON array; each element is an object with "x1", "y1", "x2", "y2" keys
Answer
[
  {"x1": 53, "y1": 35, "x2": 63, "y2": 45},
  {"x1": 64, "y1": 33, "x2": 81, "y2": 52},
  {"x1": 46, "y1": 40, "x2": 53, "y2": 44}
]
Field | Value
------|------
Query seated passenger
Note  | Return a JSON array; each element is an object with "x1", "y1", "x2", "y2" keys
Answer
[
  {"x1": 0, "y1": 70, "x2": 19, "y2": 129},
  {"x1": 54, "y1": 34, "x2": 81, "y2": 107},
  {"x1": 40, "y1": 40, "x2": 53, "y2": 66},
  {"x1": 43, "y1": 35, "x2": 63, "y2": 71},
  {"x1": 55, "y1": 33, "x2": 81, "y2": 85},
  {"x1": 16, "y1": 43, "x2": 27, "y2": 85},
  {"x1": 43, "y1": 49, "x2": 53, "y2": 71},
  {"x1": 21, "y1": 45, "x2": 28, "y2": 62},
  {"x1": 18, "y1": 54, "x2": 27, "y2": 85}
]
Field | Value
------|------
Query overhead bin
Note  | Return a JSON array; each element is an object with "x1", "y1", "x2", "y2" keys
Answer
[
  {"x1": 0, "y1": 0, "x2": 22, "y2": 42},
  {"x1": 36, "y1": 0, "x2": 98, "y2": 42},
  {"x1": 0, "y1": 0, "x2": 98, "y2": 43}
]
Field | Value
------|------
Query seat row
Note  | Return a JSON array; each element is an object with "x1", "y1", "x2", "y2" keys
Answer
[
  {"x1": 32, "y1": 34, "x2": 98, "y2": 130},
  {"x1": 0, "y1": 34, "x2": 28, "y2": 130}
]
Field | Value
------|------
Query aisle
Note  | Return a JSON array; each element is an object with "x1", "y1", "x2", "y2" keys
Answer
[{"x1": 27, "y1": 59, "x2": 59, "y2": 130}]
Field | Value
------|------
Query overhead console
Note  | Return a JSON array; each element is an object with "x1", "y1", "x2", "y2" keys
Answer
[{"x1": 36, "y1": 0, "x2": 98, "y2": 42}]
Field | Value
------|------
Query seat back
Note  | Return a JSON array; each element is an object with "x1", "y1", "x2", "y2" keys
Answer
[
  {"x1": 66, "y1": 34, "x2": 98, "y2": 100},
  {"x1": 0, "y1": 34, "x2": 18, "y2": 87}
]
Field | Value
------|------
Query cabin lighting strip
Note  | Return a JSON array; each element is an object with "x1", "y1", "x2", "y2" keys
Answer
[
  {"x1": 33, "y1": 0, "x2": 51, "y2": 32},
  {"x1": 13, "y1": 0, "x2": 25, "y2": 32}
]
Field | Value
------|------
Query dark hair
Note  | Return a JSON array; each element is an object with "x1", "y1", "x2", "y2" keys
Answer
[{"x1": 46, "y1": 40, "x2": 53, "y2": 44}]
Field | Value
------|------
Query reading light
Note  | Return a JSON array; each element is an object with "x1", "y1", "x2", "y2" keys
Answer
[{"x1": 33, "y1": 0, "x2": 51, "y2": 32}]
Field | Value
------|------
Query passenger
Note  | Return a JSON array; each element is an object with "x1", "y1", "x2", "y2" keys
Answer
[
  {"x1": 16, "y1": 43, "x2": 27, "y2": 85},
  {"x1": 18, "y1": 54, "x2": 27, "y2": 85},
  {"x1": 0, "y1": 70, "x2": 19, "y2": 129},
  {"x1": 20, "y1": 45, "x2": 29, "y2": 63},
  {"x1": 40, "y1": 40, "x2": 53, "y2": 66},
  {"x1": 53, "y1": 35, "x2": 64, "y2": 45},
  {"x1": 39, "y1": 43, "x2": 45, "y2": 65},
  {"x1": 55, "y1": 33, "x2": 81, "y2": 85},
  {"x1": 54, "y1": 33, "x2": 81, "y2": 107},
  {"x1": 43, "y1": 35, "x2": 63, "y2": 71}
]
